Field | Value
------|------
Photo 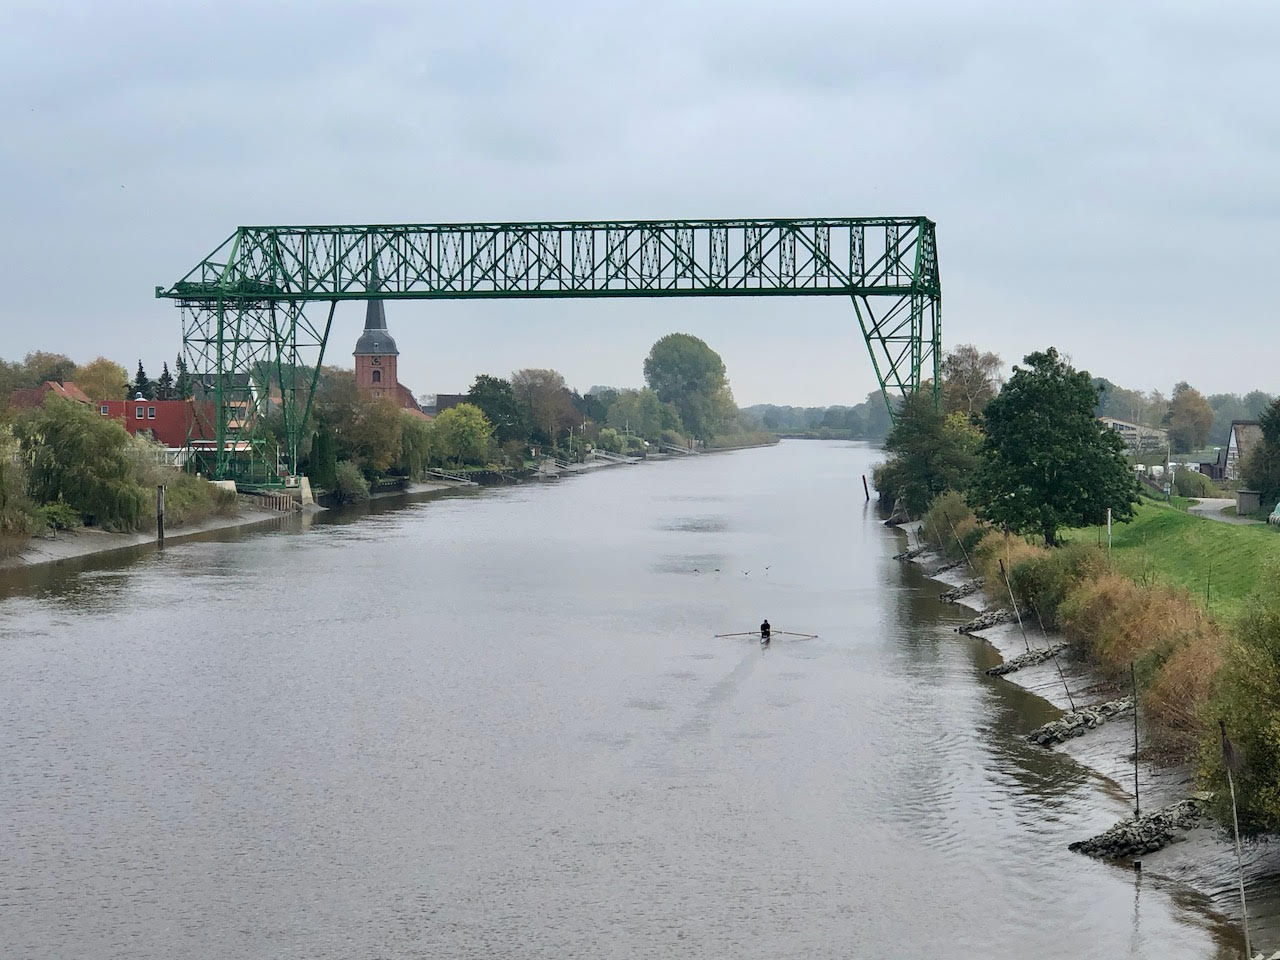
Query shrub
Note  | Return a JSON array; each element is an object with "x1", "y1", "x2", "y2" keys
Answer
[
  {"x1": 1173, "y1": 469, "x2": 1216, "y2": 498},
  {"x1": 36, "y1": 501, "x2": 82, "y2": 531},
  {"x1": 920, "y1": 491, "x2": 976, "y2": 558},
  {"x1": 333, "y1": 460, "x2": 370, "y2": 503},
  {"x1": 596, "y1": 427, "x2": 624, "y2": 454},
  {"x1": 972, "y1": 531, "x2": 1047, "y2": 607},
  {"x1": 1202, "y1": 568, "x2": 1280, "y2": 831},
  {"x1": 1008, "y1": 541, "x2": 1109, "y2": 628}
]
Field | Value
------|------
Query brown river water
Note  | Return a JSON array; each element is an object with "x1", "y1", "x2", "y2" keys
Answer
[{"x1": 0, "y1": 440, "x2": 1266, "y2": 957}]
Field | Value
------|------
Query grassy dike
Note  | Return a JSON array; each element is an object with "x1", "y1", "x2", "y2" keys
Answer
[
  {"x1": 920, "y1": 490, "x2": 1280, "y2": 830},
  {"x1": 1069, "y1": 497, "x2": 1277, "y2": 621}
]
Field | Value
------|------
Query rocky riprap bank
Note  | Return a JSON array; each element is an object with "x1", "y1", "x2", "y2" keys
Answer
[
  {"x1": 985, "y1": 642, "x2": 1069, "y2": 677},
  {"x1": 956, "y1": 608, "x2": 1021, "y2": 634},
  {"x1": 1026, "y1": 696, "x2": 1134, "y2": 746},
  {"x1": 940, "y1": 578, "x2": 983, "y2": 603},
  {"x1": 1069, "y1": 797, "x2": 1206, "y2": 860}
]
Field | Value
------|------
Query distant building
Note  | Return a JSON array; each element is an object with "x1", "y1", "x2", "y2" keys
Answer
[
  {"x1": 9, "y1": 380, "x2": 92, "y2": 410},
  {"x1": 1225, "y1": 420, "x2": 1263, "y2": 481},
  {"x1": 429, "y1": 394, "x2": 468, "y2": 416},
  {"x1": 1098, "y1": 416, "x2": 1168, "y2": 453},
  {"x1": 353, "y1": 285, "x2": 429, "y2": 419}
]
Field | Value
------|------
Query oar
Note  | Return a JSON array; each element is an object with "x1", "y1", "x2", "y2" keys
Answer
[
  {"x1": 714, "y1": 632, "x2": 759, "y2": 638},
  {"x1": 773, "y1": 631, "x2": 819, "y2": 638}
]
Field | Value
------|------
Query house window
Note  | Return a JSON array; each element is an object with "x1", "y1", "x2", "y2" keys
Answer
[
  {"x1": 371, "y1": 369, "x2": 382, "y2": 383},
  {"x1": 100, "y1": 404, "x2": 109, "y2": 415},
  {"x1": 148, "y1": 406, "x2": 156, "y2": 419},
  {"x1": 136, "y1": 406, "x2": 144, "y2": 419}
]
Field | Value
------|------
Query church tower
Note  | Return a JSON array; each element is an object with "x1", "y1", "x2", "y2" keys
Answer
[{"x1": 353, "y1": 275, "x2": 399, "y2": 401}]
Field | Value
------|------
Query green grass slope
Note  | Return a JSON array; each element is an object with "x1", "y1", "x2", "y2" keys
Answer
[{"x1": 1066, "y1": 501, "x2": 1279, "y2": 620}]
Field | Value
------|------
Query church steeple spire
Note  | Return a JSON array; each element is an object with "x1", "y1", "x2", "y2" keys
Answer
[
  {"x1": 364, "y1": 265, "x2": 387, "y2": 331},
  {"x1": 354, "y1": 265, "x2": 398, "y2": 357}
]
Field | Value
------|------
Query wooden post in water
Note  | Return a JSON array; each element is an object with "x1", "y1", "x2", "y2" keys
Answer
[
  {"x1": 861, "y1": 474, "x2": 870, "y2": 501},
  {"x1": 156, "y1": 484, "x2": 165, "y2": 546}
]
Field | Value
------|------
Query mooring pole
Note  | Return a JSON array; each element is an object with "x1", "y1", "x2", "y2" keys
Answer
[
  {"x1": 156, "y1": 484, "x2": 165, "y2": 546},
  {"x1": 998, "y1": 558, "x2": 1031, "y2": 653},
  {"x1": 862, "y1": 474, "x2": 870, "y2": 501},
  {"x1": 1131, "y1": 661, "x2": 1140, "y2": 818}
]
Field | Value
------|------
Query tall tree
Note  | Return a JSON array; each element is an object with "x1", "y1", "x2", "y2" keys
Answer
[
  {"x1": 74, "y1": 357, "x2": 128, "y2": 403},
  {"x1": 941, "y1": 344, "x2": 1002, "y2": 416},
  {"x1": 1244, "y1": 390, "x2": 1275, "y2": 420},
  {"x1": 174, "y1": 355, "x2": 192, "y2": 400},
  {"x1": 643, "y1": 333, "x2": 736, "y2": 439},
  {"x1": 970, "y1": 347, "x2": 1138, "y2": 546},
  {"x1": 156, "y1": 362, "x2": 174, "y2": 401},
  {"x1": 605, "y1": 388, "x2": 681, "y2": 441},
  {"x1": 1242, "y1": 398, "x2": 1280, "y2": 504},
  {"x1": 872, "y1": 392, "x2": 981, "y2": 515},
  {"x1": 433, "y1": 403, "x2": 493, "y2": 466},
  {"x1": 351, "y1": 397, "x2": 404, "y2": 475},
  {"x1": 466, "y1": 374, "x2": 525, "y2": 443},
  {"x1": 14, "y1": 399, "x2": 146, "y2": 530},
  {"x1": 511, "y1": 368, "x2": 578, "y2": 444},
  {"x1": 1164, "y1": 381, "x2": 1214, "y2": 453},
  {"x1": 132, "y1": 361, "x2": 153, "y2": 400},
  {"x1": 22, "y1": 351, "x2": 76, "y2": 387}
]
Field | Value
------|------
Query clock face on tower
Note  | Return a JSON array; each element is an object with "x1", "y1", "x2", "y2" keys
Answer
[{"x1": 371, "y1": 357, "x2": 380, "y2": 365}]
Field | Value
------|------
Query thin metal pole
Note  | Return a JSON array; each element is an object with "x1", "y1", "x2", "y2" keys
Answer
[
  {"x1": 943, "y1": 510, "x2": 974, "y2": 573},
  {"x1": 1226, "y1": 766, "x2": 1252, "y2": 959},
  {"x1": 1032, "y1": 599, "x2": 1076, "y2": 711},
  {"x1": 862, "y1": 474, "x2": 870, "y2": 501},
  {"x1": 1131, "y1": 662, "x2": 1140, "y2": 818},
  {"x1": 998, "y1": 557, "x2": 1031, "y2": 653}
]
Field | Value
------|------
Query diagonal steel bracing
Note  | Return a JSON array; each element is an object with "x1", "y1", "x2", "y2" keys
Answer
[{"x1": 158, "y1": 217, "x2": 941, "y2": 482}]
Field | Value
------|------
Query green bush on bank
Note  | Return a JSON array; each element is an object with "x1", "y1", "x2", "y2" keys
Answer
[
  {"x1": 1008, "y1": 542, "x2": 1109, "y2": 628},
  {"x1": 0, "y1": 449, "x2": 37, "y2": 557},
  {"x1": 1201, "y1": 566, "x2": 1280, "y2": 833},
  {"x1": 36, "y1": 501, "x2": 82, "y2": 531},
  {"x1": 333, "y1": 460, "x2": 370, "y2": 503},
  {"x1": 1172, "y1": 469, "x2": 1217, "y2": 498}
]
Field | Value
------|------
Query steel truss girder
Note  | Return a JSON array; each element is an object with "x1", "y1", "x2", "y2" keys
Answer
[{"x1": 159, "y1": 217, "x2": 941, "y2": 481}]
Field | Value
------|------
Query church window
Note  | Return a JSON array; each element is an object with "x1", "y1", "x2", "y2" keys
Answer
[{"x1": 372, "y1": 369, "x2": 382, "y2": 383}]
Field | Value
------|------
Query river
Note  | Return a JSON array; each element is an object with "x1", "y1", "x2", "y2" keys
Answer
[{"x1": 0, "y1": 440, "x2": 1245, "y2": 957}]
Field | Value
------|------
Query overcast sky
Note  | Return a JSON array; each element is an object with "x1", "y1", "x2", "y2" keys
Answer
[{"x1": 1, "y1": 1, "x2": 1276, "y2": 407}]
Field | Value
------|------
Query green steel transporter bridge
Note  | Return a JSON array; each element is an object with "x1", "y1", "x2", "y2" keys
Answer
[{"x1": 156, "y1": 217, "x2": 941, "y2": 484}]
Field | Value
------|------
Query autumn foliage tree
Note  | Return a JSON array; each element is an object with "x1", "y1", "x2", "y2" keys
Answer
[
  {"x1": 1164, "y1": 381, "x2": 1214, "y2": 452},
  {"x1": 941, "y1": 344, "x2": 1002, "y2": 416}
]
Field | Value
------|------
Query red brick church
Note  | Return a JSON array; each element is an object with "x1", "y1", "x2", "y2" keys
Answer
[{"x1": 354, "y1": 287, "x2": 429, "y2": 418}]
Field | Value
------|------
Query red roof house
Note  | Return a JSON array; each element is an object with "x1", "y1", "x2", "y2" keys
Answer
[
  {"x1": 99, "y1": 398, "x2": 214, "y2": 448},
  {"x1": 9, "y1": 380, "x2": 92, "y2": 410}
]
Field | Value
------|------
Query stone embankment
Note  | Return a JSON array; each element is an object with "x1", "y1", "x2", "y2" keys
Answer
[
  {"x1": 985, "y1": 642, "x2": 1070, "y2": 677},
  {"x1": 940, "y1": 578, "x2": 983, "y2": 603},
  {"x1": 1026, "y1": 696, "x2": 1134, "y2": 746},
  {"x1": 893, "y1": 546, "x2": 928, "y2": 561},
  {"x1": 956, "y1": 608, "x2": 1020, "y2": 634},
  {"x1": 1068, "y1": 797, "x2": 1207, "y2": 860}
]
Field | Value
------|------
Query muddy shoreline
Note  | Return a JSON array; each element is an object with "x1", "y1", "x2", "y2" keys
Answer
[{"x1": 896, "y1": 520, "x2": 1276, "y2": 955}]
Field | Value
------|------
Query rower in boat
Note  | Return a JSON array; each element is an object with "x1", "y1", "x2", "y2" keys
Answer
[{"x1": 760, "y1": 619, "x2": 771, "y2": 644}]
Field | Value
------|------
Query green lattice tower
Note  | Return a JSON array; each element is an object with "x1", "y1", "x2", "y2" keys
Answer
[{"x1": 159, "y1": 217, "x2": 941, "y2": 482}]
